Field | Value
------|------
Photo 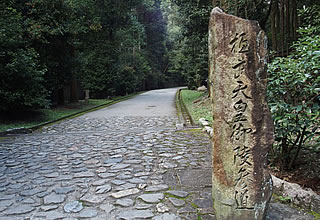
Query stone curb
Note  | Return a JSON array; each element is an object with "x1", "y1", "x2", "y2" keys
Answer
[
  {"x1": 198, "y1": 117, "x2": 320, "y2": 213},
  {"x1": 176, "y1": 89, "x2": 195, "y2": 127},
  {"x1": 272, "y1": 175, "x2": 320, "y2": 213},
  {"x1": 0, "y1": 93, "x2": 142, "y2": 137}
]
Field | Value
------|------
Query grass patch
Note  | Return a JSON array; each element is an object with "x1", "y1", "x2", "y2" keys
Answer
[
  {"x1": 180, "y1": 89, "x2": 212, "y2": 125},
  {"x1": 0, "y1": 95, "x2": 137, "y2": 132},
  {"x1": 310, "y1": 211, "x2": 320, "y2": 220},
  {"x1": 176, "y1": 128, "x2": 202, "y2": 133},
  {"x1": 273, "y1": 194, "x2": 292, "y2": 204},
  {"x1": 190, "y1": 201, "x2": 199, "y2": 209},
  {"x1": 164, "y1": 192, "x2": 188, "y2": 201}
]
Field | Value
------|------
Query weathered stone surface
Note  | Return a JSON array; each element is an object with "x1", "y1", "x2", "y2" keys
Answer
[
  {"x1": 64, "y1": 201, "x2": 83, "y2": 213},
  {"x1": 4, "y1": 204, "x2": 35, "y2": 215},
  {"x1": 54, "y1": 186, "x2": 74, "y2": 194},
  {"x1": 74, "y1": 171, "x2": 95, "y2": 178},
  {"x1": 35, "y1": 211, "x2": 66, "y2": 220},
  {"x1": 168, "y1": 197, "x2": 185, "y2": 207},
  {"x1": 272, "y1": 175, "x2": 320, "y2": 213},
  {"x1": 139, "y1": 193, "x2": 164, "y2": 203},
  {"x1": 81, "y1": 194, "x2": 106, "y2": 204},
  {"x1": 98, "y1": 172, "x2": 116, "y2": 178},
  {"x1": 266, "y1": 202, "x2": 314, "y2": 220},
  {"x1": 145, "y1": 184, "x2": 168, "y2": 192},
  {"x1": 0, "y1": 194, "x2": 15, "y2": 200},
  {"x1": 95, "y1": 184, "x2": 112, "y2": 194},
  {"x1": 136, "y1": 203, "x2": 153, "y2": 210},
  {"x1": 44, "y1": 172, "x2": 59, "y2": 178},
  {"x1": 111, "y1": 180, "x2": 126, "y2": 186},
  {"x1": 44, "y1": 193, "x2": 66, "y2": 205},
  {"x1": 40, "y1": 205, "x2": 59, "y2": 212},
  {"x1": 111, "y1": 163, "x2": 131, "y2": 169},
  {"x1": 167, "y1": 190, "x2": 189, "y2": 198},
  {"x1": 156, "y1": 203, "x2": 169, "y2": 213},
  {"x1": 111, "y1": 188, "x2": 140, "y2": 199},
  {"x1": 128, "y1": 178, "x2": 145, "y2": 184},
  {"x1": 115, "y1": 198, "x2": 134, "y2": 207},
  {"x1": 92, "y1": 179, "x2": 108, "y2": 186},
  {"x1": 118, "y1": 210, "x2": 154, "y2": 219},
  {"x1": 21, "y1": 198, "x2": 36, "y2": 204},
  {"x1": 209, "y1": 7, "x2": 274, "y2": 220},
  {"x1": 99, "y1": 202, "x2": 115, "y2": 214},
  {"x1": 0, "y1": 200, "x2": 13, "y2": 211},
  {"x1": 20, "y1": 188, "x2": 46, "y2": 196},
  {"x1": 152, "y1": 213, "x2": 181, "y2": 220},
  {"x1": 78, "y1": 208, "x2": 98, "y2": 218},
  {"x1": 104, "y1": 158, "x2": 123, "y2": 164}
]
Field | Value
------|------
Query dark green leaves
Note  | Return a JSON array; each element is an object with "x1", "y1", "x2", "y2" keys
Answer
[{"x1": 267, "y1": 25, "x2": 320, "y2": 170}]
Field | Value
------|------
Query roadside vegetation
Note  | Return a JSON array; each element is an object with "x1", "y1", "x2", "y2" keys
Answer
[
  {"x1": 181, "y1": 87, "x2": 319, "y2": 195},
  {"x1": 0, "y1": 94, "x2": 141, "y2": 133},
  {"x1": 177, "y1": 1, "x2": 320, "y2": 195},
  {"x1": 0, "y1": 99, "x2": 110, "y2": 132},
  {"x1": 180, "y1": 90, "x2": 212, "y2": 126}
]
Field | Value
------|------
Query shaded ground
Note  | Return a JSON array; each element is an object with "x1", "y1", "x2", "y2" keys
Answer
[{"x1": 270, "y1": 149, "x2": 320, "y2": 195}]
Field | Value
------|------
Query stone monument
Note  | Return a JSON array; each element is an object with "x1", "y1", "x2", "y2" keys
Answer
[
  {"x1": 85, "y1": 90, "x2": 90, "y2": 104},
  {"x1": 208, "y1": 7, "x2": 274, "y2": 220}
]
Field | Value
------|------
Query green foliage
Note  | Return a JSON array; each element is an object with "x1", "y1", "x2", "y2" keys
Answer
[
  {"x1": 273, "y1": 194, "x2": 292, "y2": 204},
  {"x1": 267, "y1": 26, "x2": 320, "y2": 170},
  {"x1": 310, "y1": 211, "x2": 320, "y2": 220},
  {"x1": 164, "y1": 0, "x2": 211, "y2": 89},
  {"x1": 0, "y1": 48, "x2": 49, "y2": 111},
  {"x1": 0, "y1": 2, "x2": 49, "y2": 111},
  {"x1": 181, "y1": 90, "x2": 212, "y2": 125},
  {"x1": 299, "y1": 4, "x2": 320, "y2": 35},
  {"x1": 1, "y1": 0, "x2": 175, "y2": 111},
  {"x1": 0, "y1": 99, "x2": 112, "y2": 132}
]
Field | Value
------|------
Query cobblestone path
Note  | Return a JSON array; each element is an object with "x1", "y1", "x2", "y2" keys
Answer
[
  {"x1": 0, "y1": 88, "x2": 314, "y2": 220},
  {"x1": 0, "y1": 88, "x2": 214, "y2": 220}
]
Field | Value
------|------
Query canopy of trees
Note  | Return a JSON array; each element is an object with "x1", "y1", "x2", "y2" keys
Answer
[
  {"x1": 1, "y1": 0, "x2": 178, "y2": 111},
  {"x1": 162, "y1": 0, "x2": 319, "y2": 169}
]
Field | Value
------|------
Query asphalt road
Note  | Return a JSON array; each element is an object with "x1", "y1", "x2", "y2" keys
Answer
[{"x1": 83, "y1": 88, "x2": 179, "y2": 118}]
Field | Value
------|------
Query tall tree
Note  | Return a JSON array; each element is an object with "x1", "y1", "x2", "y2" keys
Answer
[{"x1": 0, "y1": 1, "x2": 48, "y2": 111}]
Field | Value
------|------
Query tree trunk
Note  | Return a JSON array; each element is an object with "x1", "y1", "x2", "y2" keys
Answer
[
  {"x1": 280, "y1": 0, "x2": 285, "y2": 56},
  {"x1": 271, "y1": 0, "x2": 278, "y2": 52},
  {"x1": 58, "y1": 88, "x2": 65, "y2": 105},
  {"x1": 286, "y1": 0, "x2": 290, "y2": 56},
  {"x1": 292, "y1": 0, "x2": 298, "y2": 41},
  {"x1": 70, "y1": 79, "x2": 79, "y2": 103}
]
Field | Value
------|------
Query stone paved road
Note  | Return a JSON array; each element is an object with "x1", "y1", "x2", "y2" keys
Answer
[
  {"x1": 0, "y1": 88, "x2": 315, "y2": 220},
  {"x1": 0, "y1": 88, "x2": 214, "y2": 220}
]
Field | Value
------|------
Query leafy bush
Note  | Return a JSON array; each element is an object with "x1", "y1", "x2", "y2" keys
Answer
[
  {"x1": 267, "y1": 27, "x2": 320, "y2": 170},
  {"x1": 0, "y1": 4, "x2": 49, "y2": 111}
]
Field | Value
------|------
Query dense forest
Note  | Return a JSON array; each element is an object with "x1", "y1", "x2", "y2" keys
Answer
[
  {"x1": 1, "y1": 0, "x2": 319, "y2": 110},
  {"x1": 1, "y1": 0, "x2": 178, "y2": 111}
]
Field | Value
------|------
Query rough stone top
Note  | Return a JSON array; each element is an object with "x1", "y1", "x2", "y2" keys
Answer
[
  {"x1": 210, "y1": 7, "x2": 260, "y2": 28},
  {"x1": 211, "y1": 7, "x2": 224, "y2": 15}
]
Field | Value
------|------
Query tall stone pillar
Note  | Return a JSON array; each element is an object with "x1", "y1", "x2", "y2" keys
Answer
[{"x1": 208, "y1": 8, "x2": 274, "y2": 220}]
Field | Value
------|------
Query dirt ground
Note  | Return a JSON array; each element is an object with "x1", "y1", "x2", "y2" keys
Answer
[{"x1": 269, "y1": 148, "x2": 320, "y2": 195}]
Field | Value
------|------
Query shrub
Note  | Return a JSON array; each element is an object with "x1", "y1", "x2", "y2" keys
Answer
[{"x1": 267, "y1": 27, "x2": 320, "y2": 170}]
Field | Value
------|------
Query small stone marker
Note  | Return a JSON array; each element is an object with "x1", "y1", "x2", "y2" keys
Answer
[
  {"x1": 85, "y1": 90, "x2": 90, "y2": 104},
  {"x1": 208, "y1": 7, "x2": 274, "y2": 220}
]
